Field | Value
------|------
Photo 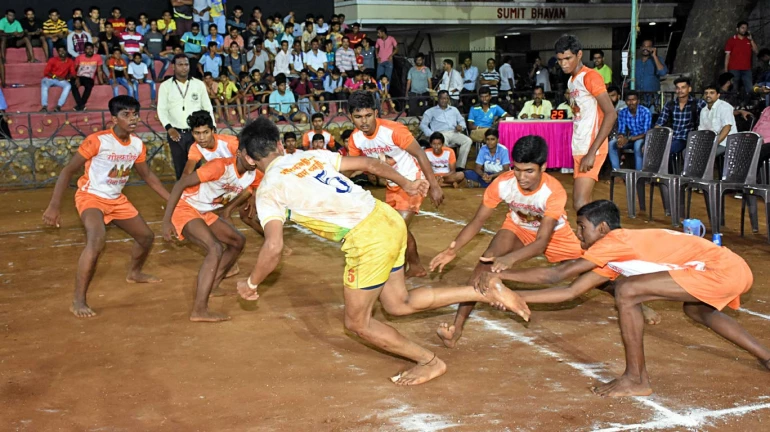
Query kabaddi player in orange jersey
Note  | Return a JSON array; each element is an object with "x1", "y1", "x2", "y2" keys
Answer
[
  {"x1": 43, "y1": 96, "x2": 169, "y2": 318},
  {"x1": 478, "y1": 200, "x2": 770, "y2": 397},
  {"x1": 181, "y1": 111, "x2": 240, "y2": 176},
  {"x1": 425, "y1": 132, "x2": 465, "y2": 188},
  {"x1": 555, "y1": 35, "x2": 617, "y2": 211},
  {"x1": 161, "y1": 144, "x2": 263, "y2": 322},
  {"x1": 302, "y1": 113, "x2": 336, "y2": 150},
  {"x1": 346, "y1": 91, "x2": 444, "y2": 278}
]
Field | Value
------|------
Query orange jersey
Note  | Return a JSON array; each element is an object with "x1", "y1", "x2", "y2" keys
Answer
[
  {"x1": 584, "y1": 229, "x2": 753, "y2": 310},
  {"x1": 568, "y1": 65, "x2": 608, "y2": 156},
  {"x1": 347, "y1": 118, "x2": 421, "y2": 188},
  {"x1": 302, "y1": 129, "x2": 335, "y2": 150},
  {"x1": 187, "y1": 134, "x2": 240, "y2": 163},
  {"x1": 483, "y1": 172, "x2": 569, "y2": 233},
  {"x1": 425, "y1": 147, "x2": 456, "y2": 175},
  {"x1": 77, "y1": 129, "x2": 147, "y2": 200},
  {"x1": 181, "y1": 157, "x2": 263, "y2": 213}
]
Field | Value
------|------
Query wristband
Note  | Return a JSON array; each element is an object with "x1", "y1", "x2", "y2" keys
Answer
[{"x1": 247, "y1": 277, "x2": 258, "y2": 290}]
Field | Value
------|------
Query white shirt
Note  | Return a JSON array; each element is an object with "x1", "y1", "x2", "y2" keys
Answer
[
  {"x1": 499, "y1": 63, "x2": 515, "y2": 91},
  {"x1": 440, "y1": 69, "x2": 463, "y2": 99},
  {"x1": 157, "y1": 77, "x2": 216, "y2": 130},
  {"x1": 305, "y1": 49, "x2": 328, "y2": 71},
  {"x1": 193, "y1": 0, "x2": 210, "y2": 20},
  {"x1": 128, "y1": 62, "x2": 149, "y2": 80},
  {"x1": 247, "y1": 49, "x2": 269, "y2": 73},
  {"x1": 699, "y1": 98, "x2": 737, "y2": 146},
  {"x1": 264, "y1": 38, "x2": 280, "y2": 56},
  {"x1": 274, "y1": 49, "x2": 291, "y2": 76}
]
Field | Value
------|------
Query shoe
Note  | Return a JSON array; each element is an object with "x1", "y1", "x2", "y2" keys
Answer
[
  {"x1": 39, "y1": 107, "x2": 48, "y2": 113},
  {"x1": 53, "y1": 106, "x2": 61, "y2": 112}
]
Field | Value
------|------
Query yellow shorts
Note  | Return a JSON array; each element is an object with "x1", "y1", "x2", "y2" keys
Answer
[{"x1": 341, "y1": 201, "x2": 407, "y2": 290}]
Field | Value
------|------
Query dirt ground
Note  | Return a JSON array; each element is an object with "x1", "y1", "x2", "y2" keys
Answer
[{"x1": 2, "y1": 175, "x2": 770, "y2": 431}]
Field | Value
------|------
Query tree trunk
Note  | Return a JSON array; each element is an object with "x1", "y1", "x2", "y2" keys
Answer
[{"x1": 673, "y1": 0, "x2": 758, "y2": 89}]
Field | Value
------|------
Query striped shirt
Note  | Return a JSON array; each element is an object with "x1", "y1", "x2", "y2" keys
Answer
[
  {"x1": 43, "y1": 19, "x2": 68, "y2": 36},
  {"x1": 119, "y1": 32, "x2": 144, "y2": 55},
  {"x1": 480, "y1": 69, "x2": 501, "y2": 97},
  {"x1": 617, "y1": 105, "x2": 652, "y2": 137},
  {"x1": 335, "y1": 47, "x2": 356, "y2": 73}
]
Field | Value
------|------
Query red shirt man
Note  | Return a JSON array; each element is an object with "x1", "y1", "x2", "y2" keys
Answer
[{"x1": 724, "y1": 21, "x2": 758, "y2": 72}]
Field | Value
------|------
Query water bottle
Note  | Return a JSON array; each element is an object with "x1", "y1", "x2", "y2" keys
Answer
[{"x1": 712, "y1": 233, "x2": 722, "y2": 246}]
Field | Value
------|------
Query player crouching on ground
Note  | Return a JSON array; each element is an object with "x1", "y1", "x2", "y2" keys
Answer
[{"x1": 425, "y1": 132, "x2": 465, "y2": 188}]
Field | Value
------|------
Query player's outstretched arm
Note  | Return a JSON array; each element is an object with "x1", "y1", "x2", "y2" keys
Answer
[
  {"x1": 237, "y1": 220, "x2": 284, "y2": 301},
  {"x1": 482, "y1": 216, "x2": 558, "y2": 272},
  {"x1": 482, "y1": 257, "x2": 598, "y2": 289},
  {"x1": 43, "y1": 153, "x2": 88, "y2": 228},
  {"x1": 134, "y1": 162, "x2": 170, "y2": 201},
  {"x1": 404, "y1": 140, "x2": 443, "y2": 207},
  {"x1": 429, "y1": 204, "x2": 495, "y2": 273},
  {"x1": 161, "y1": 172, "x2": 202, "y2": 241},
  {"x1": 515, "y1": 271, "x2": 609, "y2": 304},
  {"x1": 339, "y1": 156, "x2": 429, "y2": 197}
]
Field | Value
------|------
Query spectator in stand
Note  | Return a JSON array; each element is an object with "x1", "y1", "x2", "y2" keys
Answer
[
  {"x1": 655, "y1": 76, "x2": 706, "y2": 156},
  {"x1": 66, "y1": 18, "x2": 91, "y2": 59},
  {"x1": 529, "y1": 56, "x2": 551, "y2": 92},
  {"x1": 263, "y1": 29, "x2": 279, "y2": 60},
  {"x1": 323, "y1": 67, "x2": 346, "y2": 100},
  {"x1": 336, "y1": 36, "x2": 356, "y2": 76},
  {"x1": 344, "y1": 70, "x2": 364, "y2": 92},
  {"x1": 289, "y1": 40, "x2": 306, "y2": 78},
  {"x1": 556, "y1": 88, "x2": 574, "y2": 118},
  {"x1": 468, "y1": 86, "x2": 507, "y2": 142},
  {"x1": 84, "y1": 7, "x2": 101, "y2": 44},
  {"x1": 292, "y1": 69, "x2": 318, "y2": 115},
  {"x1": 323, "y1": 39, "x2": 335, "y2": 69},
  {"x1": 107, "y1": 8, "x2": 126, "y2": 34},
  {"x1": 635, "y1": 40, "x2": 668, "y2": 106},
  {"x1": 192, "y1": 0, "x2": 210, "y2": 36},
  {"x1": 375, "y1": 26, "x2": 397, "y2": 80},
  {"x1": 278, "y1": 22, "x2": 295, "y2": 49},
  {"x1": 204, "y1": 24, "x2": 224, "y2": 54},
  {"x1": 203, "y1": 71, "x2": 222, "y2": 120},
  {"x1": 158, "y1": 11, "x2": 178, "y2": 47},
  {"x1": 425, "y1": 132, "x2": 465, "y2": 187},
  {"x1": 518, "y1": 85, "x2": 553, "y2": 119},
  {"x1": 247, "y1": 39, "x2": 269, "y2": 74},
  {"x1": 273, "y1": 39, "x2": 291, "y2": 76},
  {"x1": 348, "y1": 23, "x2": 365, "y2": 47},
  {"x1": 592, "y1": 50, "x2": 612, "y2": 86},
  {"x1": 499, "y1": 56, "x2": 515, "y2": 100},
  {"x1": 419, "y1": 90, "x2": 473, "y2": 170},
  {"x1": 71, "y1": 42, "x2": 104, "y2": 111},
  {"x1": 108, "y1": 46, "x2": 132, "y2": 97},
  {"x1": 43, "y1": 9, "x2": 68, "y2": 58},
  {"x1": 40, "y1": 46, "x2": 74, "y2": 112},
  {"x1": 226, "y1": 6, "x2": 246, "y2": 34},
  {"x1": 223, "y1": 27, "x2": 244, "y2": 52},
  {"x1": 242, "y1": 20, "x2": 262, "y2": 52},
  {"x1": 136, "y1": 14, "x2": 151, "y2": 36},
  {"x1": 301, "y1": 21, "x2": 316, "y2": 52},
  {"x1": 224, "y1": 42, "x2": 245, "y2": 81},
  {"x1": 699, "y1": 84, "x2": 737, "y2": 157},
  {"x1": 23, "y1": 8, "x2": 47, "y2": 60},
  {"x1": 439, "y1": 59, "x2": 463, "y2": 105},
  {"x1": 407, "y1": 52, "x2": 432, "y2": 116},
  {"x1": 129, "y1": 53, "x2": 157, "y2": 107},
  {"x1": 609, "y1": 90, "x2": 651, "y2": 170},
  {"x1": 249, "y1": 8, "x2": 266, "y2": 39},
  {"x1": 172, "y1": 0, "x2": 194, "y2": 36},
  {"x1": 181, "y1": 23, "x2": 205, "y2": 68},
  {"x1": 327, "y1": 22, "x2": 343, "y2": 50},
  {"x1": 98, "y1": 23, "x2": 121, "y2": 76},
  {"x1": 303, "y1": 113, "x2": 335, "y2": 149},
  {"x1": 305, "y1": 39, "x2": 328, "y2": 78},
  {"x1": 316, "y1": 16, "x2": 329, "y2": 38},
  {"x1": 66, "y1": 8, "x2": 85, "y2": 32},
  {"x1": 144, "y1": 20, "x2": 174, "y2": 82},
  {"x1": 360, "y1": 37, "x2": 375, "y2": 72},
  {"x1": 120, "y1": 19, "x2": 151, "y2": 72},
  {"x1": 480, "y1": 58, "x2": 501, "y2": 101},
  {"x1": 465, "y1": 129, "x2": 510, "y2": 188},
  {"x1": 608, "y1": 85, "x2": 627, "y2": 111},
  {"x1": 217, "y1": 73, "x2": 245, "y2": 124},
  {"x1": 199, "y1": 41, "x2": 223, "y2": 78},
  {"x1": 460, "y1": 57, "x2": 479, "y2": 112},
  {"x1": 338, "y1": 14, "x2": 348, "y2": 32},
  {"x1": 244, "y1": 69, "x2": 271, "y2": 105},
  {"x1": 1, "y1": 9, "x2": 35, "y2": 63},
  {"x1": 725, "y1": 21, "x2": 759, "y2": 102},
  {"x1": 269, "y1": 74, "x2": 307, "y2": 123}
]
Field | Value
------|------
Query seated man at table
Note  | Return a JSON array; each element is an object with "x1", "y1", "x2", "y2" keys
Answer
[
  {"x1": 518, "y1": 85, "x2": 553, "y2": 120},
  {"x1": 556, "y1": 89, "x2": 574, "y2": 119},
  {"x1": 468, "y1": 86, "x2": 507, "y2": 142},
  {"x1": 419, "y1": 90, "x2": 473, "y2": 171},
  {"x1": 466, "y1": 129, "x2": 510, "y2": 188},
  {"x1": 609, "y1": 90, "x2": 651, "y2": 171},
  {"x1": 425, "y1": 132, "x2": 465, "y2": 188}
]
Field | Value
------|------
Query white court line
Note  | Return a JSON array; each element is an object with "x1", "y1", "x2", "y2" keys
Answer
[
  {"x1": 418, "y1": 210, "x2": 496, "y2": 235},
  {"x1": 738, "y1": 307, "x2": 770, "y2": 321}
]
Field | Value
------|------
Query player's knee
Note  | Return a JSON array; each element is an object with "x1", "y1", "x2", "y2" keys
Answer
[
  {"x1": 232, "y1": 231, "x2": 246, "y2": 251},
  {"x1": 86, "y1": 232, "x2": 107, "y2": 253},
  {"x1": 136, "y1": 230, "x2": 155, "y2": 249},
  {"x1": 613, "y1": 279, "x2": 639, "y2": 306},
  {"x1": 343, "y1": 314, "x2": 368, "y2": 336},
  {"x1": 682, "y1": 303, "x2": 704, "y2": 323},
  {"x1": 206, "y1": 240, "x2": 225, "y2": 259}
]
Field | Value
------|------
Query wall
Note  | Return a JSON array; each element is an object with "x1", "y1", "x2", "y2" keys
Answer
[{"x1": 531, "y1": 27, "x2": 614, "y2": 68}]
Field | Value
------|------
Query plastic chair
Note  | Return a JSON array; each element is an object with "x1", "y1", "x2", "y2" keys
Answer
[
  {"x1": 646, "y1": 130, "x2": 718, "y2": 226},
  {"x1": 686, "y1": 132, "x2": 763, "y2": 234},
  {"x1": 609, "y1": 127, "x2": 673, "y2": 218},
  {"x1": 740, "y1": 185, "x2": 770, "y2": 242}
]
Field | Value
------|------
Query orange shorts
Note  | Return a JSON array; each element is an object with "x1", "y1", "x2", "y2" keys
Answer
[
  {"x1": 385, "y1": 187, "x2": 424, "y2": 214},
  {"x1": 75, "y1": 191, "x2": 139, "y2": 224},
  {"x1": 573, "y1": 153, "x2": 607, "y2": 182},
  {"x1": 670, "y1": 248, "x2": 753, "y2": 311},
  {"x1": 171, "y1": 200, "x2": 219, "y2": 240},
  {"x1": 502, "y1": 218, "x2": 584, "y2": 263}
]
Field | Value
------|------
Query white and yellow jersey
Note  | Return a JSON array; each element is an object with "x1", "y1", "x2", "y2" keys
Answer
[
  {"x1": 257, "y1": 150, "x2": 377, "y2": 242},
  {"x1": 76, "y1": 129, "x2": 147, "y2": 200},
  {"x1": 181, "y1": 157, "x2": 263, "y2": 213}
]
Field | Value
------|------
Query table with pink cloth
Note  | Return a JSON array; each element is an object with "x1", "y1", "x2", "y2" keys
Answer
[{"x1": 499, "y1": 120, "x2": 574, "y2": 169}]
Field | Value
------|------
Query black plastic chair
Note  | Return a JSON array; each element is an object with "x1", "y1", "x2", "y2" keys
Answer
[
  {"x1": 609, "y1": 127, "x2": 673, "y2": 218},
  {"x1": 686, "y1": 132, "x2": 763, "y2": 234},
  {"x1": 741, "y1": 185, "x2": 770, "y2": 242},
  {"x1": 647, "y1": 130, "x2": 718, "y2": 227}
]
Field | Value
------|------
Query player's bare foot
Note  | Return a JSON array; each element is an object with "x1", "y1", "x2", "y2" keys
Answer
[
  {"x1": 436, "y1": 323, "x2": 462, "y2": 348},
  {"x1": 405, "y1": 264, "x2": 428, "y2": 278},
  {"x1": 486, "y1": 277, "x2": 531, "y2": 321},
  {"x1": 125, "y1": 272, "x2": 162, "y2": 284},
  {"x1": 591, "y1": 375, "x2": 652, "y2": 397},
  {"x1": 390, "y1": 356, "x2": 447, "y2": 386},
  {"x1": 225, "y1": 263, "x2": 240, "y2": 278},
  {"x1": 189, "y1": 310, "x2": 231, "y2": 322},
  {"x1": 70, "y1": 301, "x2": 97, "y2": 318},
  {"x1": 641, "y1": 304, "x2": 661, "y2": 325}
]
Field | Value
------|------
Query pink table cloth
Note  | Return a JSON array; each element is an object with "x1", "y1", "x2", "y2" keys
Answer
[{"x1": 499, "y1": 120, "x2": 574, "y2": 169}]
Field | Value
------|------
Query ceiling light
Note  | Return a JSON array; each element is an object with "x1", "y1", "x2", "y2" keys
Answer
[
  {"x1": 504, "y1": 35, "x2": 508, "y2": 39},
  {"x1": 649, "y1": 22, "x2": 656, "y2": 26},
  {"x1": 512, "y1": 32, "x2": 520, "y2": 35}
]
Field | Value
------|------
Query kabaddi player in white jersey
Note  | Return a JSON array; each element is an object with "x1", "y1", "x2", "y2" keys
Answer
[
  {"x1": 555, "y1": 35, "x2": 617, "y2": 211},
  {"x1": 43, "y1": 96, "x2": 170, "y2": 318},
  {"x1": 425, "y1": 132, "x2": 465, "y2": 187},
  {"x1": 235, "y1": 117, "x2": 530, "y2": 385}
]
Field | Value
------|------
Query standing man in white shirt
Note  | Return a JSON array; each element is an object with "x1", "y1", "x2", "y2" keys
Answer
[
  {"x1": 157, "y1": 54, "x2": 216, "y2": 179},
  {"x1": 439, "y1": 59, "x2": 463, "y2": 105},
  {"x1": 699, "y1": 84, "x2": 737, "y2": 157},
  {"x1": 499, "y1": 56, "x2": 515, "y2": 101},
  {"x1": 459, "y1": 57, "x2": 478, "y2": 113}
]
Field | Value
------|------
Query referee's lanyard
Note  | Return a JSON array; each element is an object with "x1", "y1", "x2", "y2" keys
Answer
[{"x1": 174, "y1": 79, "x2": 191, "y2": 112}]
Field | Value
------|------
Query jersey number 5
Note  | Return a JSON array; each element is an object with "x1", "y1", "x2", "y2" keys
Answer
[{"x1": 313, "y1": 169, "x2": 352, "y2": 193}]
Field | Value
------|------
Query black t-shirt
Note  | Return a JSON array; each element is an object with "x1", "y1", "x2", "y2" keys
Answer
[
  {"x1": 22, "y1": 19, "x2": 42, "y2": 34},
  {"x1": 254, "y1": 81, "x2": 270, "y2": 92},
  {"x1": 98, "y1": 32, "x2": 121, "y2": 55},
  {"x1": 242, "y1": 30, "x2": 261, "y2": 51}
]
